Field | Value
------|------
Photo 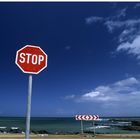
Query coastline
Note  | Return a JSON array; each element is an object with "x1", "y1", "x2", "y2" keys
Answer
[{"x1": 0, "y1": 117, "x2": 140, "y2": 138}]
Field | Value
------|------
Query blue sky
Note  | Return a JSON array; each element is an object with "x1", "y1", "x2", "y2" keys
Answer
[{"x1": 1, "y1": 2, "x2": 140, "y2": 117}]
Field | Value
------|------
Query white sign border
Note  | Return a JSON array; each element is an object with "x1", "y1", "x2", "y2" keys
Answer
[{"x1": 15, "y1": 45, "x2": 48, "y2": 74}]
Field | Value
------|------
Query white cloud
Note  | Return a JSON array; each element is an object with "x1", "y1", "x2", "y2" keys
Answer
[
  {"x1": 104, "y1": 19, "x2": 140, "y2": 33},
  {"x1": 85, "y1": 16, "x2": 104, "y2": 24},
  {"x1": 85, "y1": 8, "x2": 127, "y2": 26},
  {"x1": 65, "y1": 46, "x2": 71, "y2": 51},
  {"x1": 104, "y1": 18, "x2": 140, "y2": 59},
  {"x1": 116, "y1": 8, "x2": 126, "y2": 18},
  {"x1": 80, "y1": 91, "x2": 114, "y2": 101},
  {"x1": 134, "y1": 3, "x2": 140, "y2": 8},
  {"x1": 114, "y1": 77, "x2": 139, "y2": 86},
  {"x1": 119, "y1": 28, "x2": 137, "y2": 43},
  {"x1": 104, "y1": 20, "x2": 124, "y2": 33},
  {"x1": 85, "y1": 9, "x2": 140, "y2": 61},
  {"x1": 67, "y1": 77, "x2": 140, "y2": 103},
  {"x1": 82, "y1": 91, "x2": 100, "y2": 98},
  {"x1": 118, "y1": 8, "x2": 127, "y2": 18},
  {"x1": 125, "y1": 19, "x2": 140, "y2": 26},
  {"x1": 63, "y1": 94, "x2": 75, "y2": 100},
  {"x1": 117, "y1": 35, "x2": 140, "y2": 59},
  {"x1": 79, "y1": 77, "x2": 140, "y2": 102},
  {"x1": 64, "y1": 77, "x2": 140, "y2": 115}
]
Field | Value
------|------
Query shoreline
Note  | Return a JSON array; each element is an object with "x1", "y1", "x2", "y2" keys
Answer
[
  {"x1": 0, "y1": 133, "x2": 140, "y2": 139},
  {"x1": 0, "y1": 117, "x2": 140, "y2": 138}
]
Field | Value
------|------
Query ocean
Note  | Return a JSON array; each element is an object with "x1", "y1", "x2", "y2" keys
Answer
[{"x1": 0, "y1": 117, "x2": 140, "y2": 134}]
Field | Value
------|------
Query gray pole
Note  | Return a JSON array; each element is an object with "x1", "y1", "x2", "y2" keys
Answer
[
  {"x1": 81, "y1": 120, "x2": 83, "y2": 134},
  {"x1": 25, "y1": 75, "x2": 32, "y2": 139},
  {"x1": 93, "y1": 121, "x2": 95, "y2": 136}
]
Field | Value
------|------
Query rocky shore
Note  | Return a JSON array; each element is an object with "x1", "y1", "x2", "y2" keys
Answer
[
  {"x1": 121, "y1": 120, "x2": 140, "y2": 131},
  {"x1": 109, "y1": 119, "x2": 140, "y2": 132},
  {"x1": 0, "y1": 119, "x2": 140, "y2": 135}
]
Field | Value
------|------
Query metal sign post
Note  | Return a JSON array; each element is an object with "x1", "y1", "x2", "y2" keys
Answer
[
  {"x1": 92, "y1": 121, "x2": 95, "y2": 136},
  {"x1": 75, "y1": 115, "x2": 99, "y2": 136},
  {"x1": 25, "y1": 75, "x2": 32, "y2": 139},
  {"x1": 81, "y1": 120, "x2": 83, "y2": 134},
  {"x1": 15, "y1": 45, "x2": 48, "y2": 139}
]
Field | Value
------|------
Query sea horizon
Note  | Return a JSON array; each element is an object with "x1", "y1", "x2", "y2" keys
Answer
[
  {"x1": 0, "y1": 116, "x2": 140, "y2": 134},
  {"x1": 0, "y1": 116, "x2": 140, "y2": 118}
]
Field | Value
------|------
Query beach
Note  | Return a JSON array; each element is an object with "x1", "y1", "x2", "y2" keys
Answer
[{"x1": 1, "y1": 133, "x2": 140, "y2": 139}]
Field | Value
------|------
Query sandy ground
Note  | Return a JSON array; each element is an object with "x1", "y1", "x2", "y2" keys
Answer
[{"x1": 0, "y1": 133, "x2": 140, "y2": 139}]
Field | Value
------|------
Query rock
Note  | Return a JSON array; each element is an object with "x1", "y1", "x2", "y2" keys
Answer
[
  {"x1": 122, "y1": 126, "x2": 140, "y2": 131},
  {"x1": 132, "y1": 121, "x2": 140, "y2": 126}
]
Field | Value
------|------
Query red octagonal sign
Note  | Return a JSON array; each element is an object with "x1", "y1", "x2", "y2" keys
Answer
[{"x1": 15, "y1": 45, "x2": 48, "y2": 74}]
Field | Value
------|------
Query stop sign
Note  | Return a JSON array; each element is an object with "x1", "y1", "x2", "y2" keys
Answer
[{"x1": 15, "y1": 45, "x2": 48, "y2": 74}]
